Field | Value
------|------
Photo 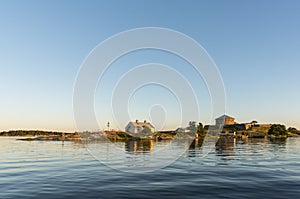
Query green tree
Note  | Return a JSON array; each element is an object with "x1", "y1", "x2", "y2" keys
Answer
[
  {"x1": 268, "y1": 124, "x2": 287, "y2": 136},
  {"x1": 188, "y1": 121, "x2": 197, "y2": 132},
  {"x1": 197, "y1": 123, "x2": 206, "y2": 137},
  {"x1": 288, "y1": 127, "x2": 298, "y2": 133}
]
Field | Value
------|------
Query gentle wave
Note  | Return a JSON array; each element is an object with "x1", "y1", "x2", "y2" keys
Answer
[{"x1": 0, "y1": 137, "x2": 300, "y2": 198}]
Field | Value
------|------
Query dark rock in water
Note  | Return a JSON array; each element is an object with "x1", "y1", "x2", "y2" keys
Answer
[
  {"x1": 17, "y1": 136, "x2": 82, "y2": 142},
  {"x1": 17, "y1": 137, "x2": 36, "y2": 141}
]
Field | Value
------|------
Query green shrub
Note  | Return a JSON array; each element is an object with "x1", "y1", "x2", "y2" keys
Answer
[{"x1": 268, "y1": 124, "x2": 287, "y2": 136}]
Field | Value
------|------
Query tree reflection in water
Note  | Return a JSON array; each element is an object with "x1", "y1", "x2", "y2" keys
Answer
[
  {"x1": 187, "y1": 138, "x2": 206, "y2": 157},
  {"x1": 268, "y1": 137, "x2": 287, "y2": 145}
]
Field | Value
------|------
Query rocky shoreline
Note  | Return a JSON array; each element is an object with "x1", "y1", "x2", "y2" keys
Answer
[{"x1": 1, "y1": 128, "x2": 298, "y2": 143}]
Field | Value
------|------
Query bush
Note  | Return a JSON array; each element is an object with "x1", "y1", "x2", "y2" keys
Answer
[
  {"x1": 288, "y1": 127, "x2": 300, "y2": 134},
  {"x1": 268, "y1": 124, "x2": 287, "y2": 136},
  {"x1": 197, "y1": 123, "x2": 206, "y2": 137}
]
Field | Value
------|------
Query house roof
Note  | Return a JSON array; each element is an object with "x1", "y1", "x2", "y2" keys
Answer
[
  {"x1": 130, "y1": 120, "x2": 155, "y2": 129},
  {"x1": 216, "y1": 114, "x2": 235, "y2": 120}
]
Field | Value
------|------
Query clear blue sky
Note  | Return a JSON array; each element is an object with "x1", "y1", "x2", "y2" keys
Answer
[{"x1": 0, "y1": 0, "x2": 299, "y2": 132}]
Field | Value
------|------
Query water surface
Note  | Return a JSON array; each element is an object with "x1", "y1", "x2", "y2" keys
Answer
[{"x1": 1, "y1": 137, "x2": 300, "y2": 198}]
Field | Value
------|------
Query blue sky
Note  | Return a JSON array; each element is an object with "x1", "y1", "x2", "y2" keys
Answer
[{"x1": 0, "y1": 0, "x2": 299, "y2": 132}]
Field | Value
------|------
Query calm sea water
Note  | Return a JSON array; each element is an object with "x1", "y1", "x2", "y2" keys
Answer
[{"x1": 1, "y1": 136, "x2": 300, "y2": 199}]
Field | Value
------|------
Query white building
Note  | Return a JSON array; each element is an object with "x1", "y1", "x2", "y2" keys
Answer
[{"x1": 125, "y1": 120, "x2": 155, "y2": 134}]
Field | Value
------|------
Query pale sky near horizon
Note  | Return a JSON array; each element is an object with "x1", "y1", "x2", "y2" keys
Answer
[{"x1": 0, "y1": 0, "x2": 299, "y2": 132}]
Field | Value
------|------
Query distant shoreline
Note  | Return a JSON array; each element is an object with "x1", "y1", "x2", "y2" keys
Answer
[
  {"x1": 0, "y1": 130, "x2": 73, "y2": 137},
  {"x1": 0, "y1": 129, "x2": 299, "y2": 143},
  {"x1": 0, "y1": 130, "x2": 81, "y2": 141}
]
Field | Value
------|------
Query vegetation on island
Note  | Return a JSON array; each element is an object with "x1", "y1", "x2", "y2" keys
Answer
[
  {"x1": 153, "y1": 121, "x2": 299, "y2": 141},
  {"x1": 287, "y1": 127, "x2": 300, "y2": 135},
  {"x1": 0, "y1": 130, "x2": 67, "y2": 136},
  {"x1": 105, "y1": 130, "x2": 133, "y2": 141},
  {"x1": 268, "y1": 124, "x2": 288, "y2": 137},
  {"x1": 154, "y1": 131, "x2": 177, "y2": 140},
  {"x1": 197, "y1": 123, "x2": 206, "y2": 138},
  {"x1": 218, "y1": 123, "x2": 299, "y2": 138},
  {"x1": 155, "y1": 122, "x2": 207, "y2": 140},
  {"x1": 1, "y1": 121, "x2": 298, "y2": 143},
  {"x1": 0, "y1": 130, "x2": 81, "y2": 141}
]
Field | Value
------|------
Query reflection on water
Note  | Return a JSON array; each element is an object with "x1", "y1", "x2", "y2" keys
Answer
[
  {"x1": 125, "y1": 140, "x2": 154, "y2": 154},
  {"x1": 269, "y1": 137, "x2": 287, "y2": 145},
  {"x1": 117, "y1": 137, "x2": 289, "y2": 160},
  {"x1": 212, "y1": 136, "x2": 289, "y2": 163},
  {"x1": 0, "y1": 136, "x2": 299, "y2": 199},
  {"x1": 189, "y1": 138, "x2": 204, "y2": 150},
  {"x1": 215, "y1": 136, "x2": 236, "y2": 157},
  {"x1": 215, "y1": 136, "x2": 287, "y2": 151}
]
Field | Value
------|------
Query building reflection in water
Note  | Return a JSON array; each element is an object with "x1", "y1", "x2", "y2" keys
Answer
[
  {"x1": 215, "y1": 136, "x2": 236, "y2": 157},
  {"x1": 125, "y1": 140, "x2": 154, "y2": 154},
  {"x1": 215, "y1": 136, "x2": 287, "y2": 158},
  {"x1": 124, "y1": 136, "x2": 287, "y2": 157}
]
